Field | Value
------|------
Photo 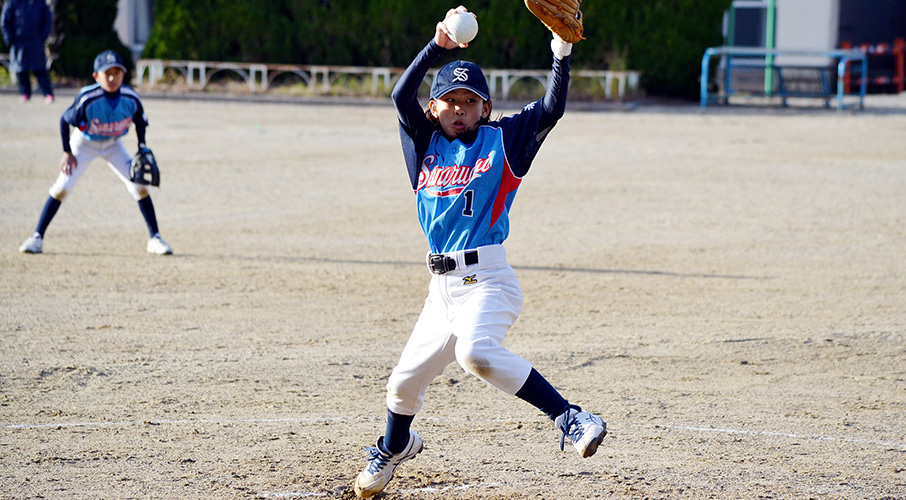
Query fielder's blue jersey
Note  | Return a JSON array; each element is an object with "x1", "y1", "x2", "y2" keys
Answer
[
  {"x1": 62, "y1": 83, "x2": 147, "y2": 141},
  {"x1": 392, "y1": 41, "x2": 570, "y2": 254}
]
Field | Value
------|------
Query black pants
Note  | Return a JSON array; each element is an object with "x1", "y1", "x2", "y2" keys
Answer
[{"x1": 17, "y1": 70, "x2": 54, "y2": 98}]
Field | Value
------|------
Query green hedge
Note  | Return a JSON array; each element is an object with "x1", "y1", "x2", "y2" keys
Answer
[
  {"x1": 591, "y1": 0, "x2": 731, "y2": 98},
  {"x1": 60, "y1": 0, "x2": 729, "y2": 99},
  {"x1": 53, "y1": 0, "x2": 135, "y2": 82}
]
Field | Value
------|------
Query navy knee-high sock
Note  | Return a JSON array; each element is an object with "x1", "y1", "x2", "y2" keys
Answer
[
  {"x1": 383, "y1": 409, "x2": 415, "y2": 454},
  {"x1": 514, "y1": 368, "x2": 571, "y2": 420},
  {"x1": 35, "y1": 197, "x2": 62, "y2": 237},
  {"x1": 137, "y1": 197, "x2": 160, "y2": 237}
]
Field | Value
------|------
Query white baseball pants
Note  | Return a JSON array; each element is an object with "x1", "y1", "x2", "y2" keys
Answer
[
  {"x1": 50, "y1": 130, "x2": 147, "y2": 201},
  {"x1": 386, "y1": 244, "x2": 534, "y2": 416}
]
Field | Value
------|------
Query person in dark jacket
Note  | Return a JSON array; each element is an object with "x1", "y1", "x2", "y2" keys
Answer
[{"x1": 1, "y1": 0, "x2": 55, "y2": 103}]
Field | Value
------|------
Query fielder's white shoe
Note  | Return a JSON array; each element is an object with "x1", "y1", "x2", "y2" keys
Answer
[
  {"x1": 354, "y1": 430, "x2": 423, "y2": 499},
  {"x1": 147, "y1": 233, "x2": 173, "y2": 255},
  {"x1": 19, "y1": 233, "x2": 43, "y2": 254},
  {"x1": 555, "y1": 405, "x2": 606, "y2": 458}
]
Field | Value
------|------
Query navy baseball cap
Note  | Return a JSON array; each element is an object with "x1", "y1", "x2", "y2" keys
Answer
[
  {"x1": 430, "y1": 60, "x2": 490, "y2": 101},
  {"x1": 94, "y1": 50, "x2": 126, "y2": 73}
]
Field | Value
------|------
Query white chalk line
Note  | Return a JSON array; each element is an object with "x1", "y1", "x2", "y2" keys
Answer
[
  {"x1": 4, "y1": 416, "x2": 904, "y2": 449},
  {"x1": 642, "y1": 423, "x2": 906, "y2": 450},
  {"x1": 257, "y1": 493, "x2": 326, "y2": 499},
  {"x1": 0, "y1": 415, "x2": 527, "y2": 430},
  {"x1": 4, "y1": 416, "x2": 903, "y2": 451},
  {"x1": 0, "y1": 416, "x2": 349, "y2": 430},
  {"x1": 398, "y1": 481, "x2": 508, "y2": 494},
  {"x1": 256, "y1": 481, "x2": 509, "y2": 498},
  {"x1": 4, "y1": 416, "x2": 905, "y2": 451},
  {"x1": 4, "y1": 416, "x2": 904, "y2": 498}
]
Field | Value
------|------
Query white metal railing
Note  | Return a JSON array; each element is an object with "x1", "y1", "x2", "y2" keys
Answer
[
  {"x1": 488, "y1": 69, "x2": 641, "y2": 100},
  {"x1": 136, "y1": 60, "x2": 395, "y2": 95},
  {"x1": 135, "y1": 59, "x2": 642, "y2": 100}
]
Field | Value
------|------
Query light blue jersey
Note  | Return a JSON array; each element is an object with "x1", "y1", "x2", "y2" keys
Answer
[
  {"x1": 62, "y1": 83, "x2": 147, "y2": 141},
  {"x1": 415, "y1": 125, "x2": 522, "y2": 252},
  {"x1": 393, "y1": 41, "x2": 570, "y2": 254}
]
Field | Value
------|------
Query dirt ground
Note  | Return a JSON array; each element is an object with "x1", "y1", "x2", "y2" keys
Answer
[{"x1": 1, "y1": 88, "x2": 905, "y2": 500}]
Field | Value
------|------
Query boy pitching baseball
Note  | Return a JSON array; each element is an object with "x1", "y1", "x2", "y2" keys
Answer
[
  {"x1": 354, "y1": 6, "x2": 604, "y2": 498},
  {"x1": 18, "y1": 50, "x2": 172, "y2": 255}
]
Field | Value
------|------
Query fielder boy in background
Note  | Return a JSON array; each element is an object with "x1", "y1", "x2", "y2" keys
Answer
[
  {"x1": 18, "y1": 50, "x2": 172, "y2": 256},
  {"x1": 354, "y1": 5, "x2": 602, "y2": 498}
]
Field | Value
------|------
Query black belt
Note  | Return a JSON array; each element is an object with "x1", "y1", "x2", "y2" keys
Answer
[{"x1": 428, "y1": 250, "x2": 479, "y2": 275}]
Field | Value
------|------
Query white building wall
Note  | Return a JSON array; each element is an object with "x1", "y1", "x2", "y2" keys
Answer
[
  {"x1": 775, "y1": 0, "x2": 840, "y2": 64},
  {"x1": 114, "y1": 0, "x2": 154, "y2": 60},
  {"x1": 113, "y1": 0, "x2": 133, "y2": 48}
]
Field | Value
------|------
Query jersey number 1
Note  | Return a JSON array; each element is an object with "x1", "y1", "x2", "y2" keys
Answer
[{"x1": 462, "y1": 190, "x2": 474, "y2": 217}]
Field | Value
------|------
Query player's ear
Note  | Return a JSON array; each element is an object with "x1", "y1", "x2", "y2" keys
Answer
[
  {"x1": 428, "y1": 99, "x2": 439, "y2": 118},
  {"x1": 481, "y1": 99, "x2": 492, "y2": 119}
]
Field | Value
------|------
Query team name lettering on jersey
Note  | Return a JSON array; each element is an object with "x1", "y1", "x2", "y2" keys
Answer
[
  {"x1": 81, "y1": 116, "x2": 134, "y2": 137},
  {"x1": 416, "y1": 154, "x2": 494, "y2": 193}
]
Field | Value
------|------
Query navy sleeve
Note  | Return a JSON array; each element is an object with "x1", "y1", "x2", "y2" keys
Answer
[
  {"x1": 59, "y1": 93, "x2": 83, "y2": 153},
  {"x1": 135, "y1": 120, "x2": 147, "y2": 148},
  {"x1": 539, "y1": 54, "x2": 571, "y2": 131},
  {"x1": 392, "y1": 40, "x2": 448, "y2": 190},
  {"x1": 132, "y1": 97, "x2": 148, "y2": 147},
  {"x1": 60, "y1": 116, "x2": 71, "y2": 153},
  {"x1": 392, "y1": 40, "x2": 445, "y2": 131},
  {"x1": 60, "y1": 94, "x2": 83, "y2": 128}
]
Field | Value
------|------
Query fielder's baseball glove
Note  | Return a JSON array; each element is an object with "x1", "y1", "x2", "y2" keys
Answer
[
  {"x1": 130, "y1": 147, "x2": 160, "y2": 187},
  {"x1": 525, "y1": 0, "x2": 585, "y2": 43}
]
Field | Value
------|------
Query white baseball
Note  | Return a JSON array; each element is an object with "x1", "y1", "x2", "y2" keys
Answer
[{"x1": 446, "y1": 12, "x2": 479, "y2": 44}]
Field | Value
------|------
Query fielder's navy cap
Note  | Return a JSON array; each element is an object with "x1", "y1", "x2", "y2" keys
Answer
[
  {"x1": 94, "y1": 50, "x2": 126, "y2": 73},
  {"x1": 431, "y1": 60, "x2": 490, "y2": 101}
]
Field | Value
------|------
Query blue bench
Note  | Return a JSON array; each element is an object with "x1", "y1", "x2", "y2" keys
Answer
[{"x1": 700, "y1": 46, "x2": 868, "y2": 111}]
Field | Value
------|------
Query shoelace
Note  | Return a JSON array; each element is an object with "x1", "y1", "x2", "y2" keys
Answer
[
  {"x1": 558, "y1": 405, "x2": 583, "y2": 451},
  {"x1": 364, "y1": 446, "x2": 392, "y2": 474}
]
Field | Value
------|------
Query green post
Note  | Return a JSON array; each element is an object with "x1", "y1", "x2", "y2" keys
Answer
[
  {"x1": 727, "y1": 6, "x2": 736, "y2": 46},
  {"x1": 765, "y1": 0, "x2": 777, "y2": 95}
]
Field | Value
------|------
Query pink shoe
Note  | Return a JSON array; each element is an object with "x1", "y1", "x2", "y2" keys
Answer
[
  {"x1": 45, "y1": 95, "x2": 55, "y2": 104},
  {"x1": 20, "y1": 95, "x2": 30, "y2": 103}
]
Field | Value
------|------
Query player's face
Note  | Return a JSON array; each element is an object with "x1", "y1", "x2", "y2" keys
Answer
[
  {"x1": 94, "y1": 67, "x2": 125, "y2": 93},
  {"x1": 430, "y1": 89, "x2": 491, "y2": 138}
]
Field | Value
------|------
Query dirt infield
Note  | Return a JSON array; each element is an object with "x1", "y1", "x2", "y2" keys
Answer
[{"x1": 2, "y1": 90, "x2": 905, "y2": 499}]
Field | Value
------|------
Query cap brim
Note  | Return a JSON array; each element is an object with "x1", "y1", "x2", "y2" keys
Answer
[
  {"x1": 431, "y1": 84, "x2": 490, "y2": 101},
  {"x1": 96, "y1": 63, "x2": 127, "y2": 73}
]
